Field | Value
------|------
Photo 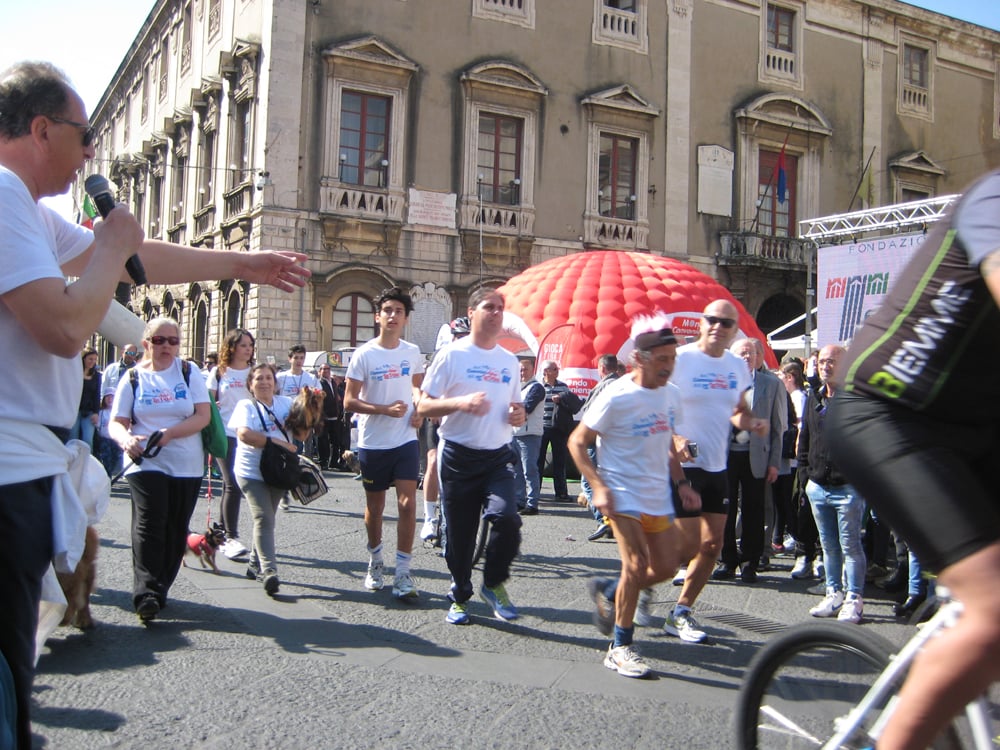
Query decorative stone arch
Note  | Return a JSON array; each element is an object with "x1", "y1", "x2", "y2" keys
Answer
[
  {"x1": 735, "y1": 92, "x2": 833, "y2": 230},
  {"x1": 219, "y1": 280, "x2": 249, "y2": 334},
  {"x1": 756, "y1": 291, "x2": 805, "y2": 338},
  {"x1": 312, "y1": 265, "x2": 396, "y2": 349},
  {"x1": 188, "y1": 283, "x2": 211, "y2": 365}
]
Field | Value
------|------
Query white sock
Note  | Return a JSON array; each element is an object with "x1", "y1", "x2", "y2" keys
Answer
[
  {"x1": 396, "y1": 550, "x2": 411, "y2": 577},
  {"x1": 423, "y1": 501, "x2": 438, "y2": 522},
  {"x1": 368, "y1": 543, "x2": 383, "y2": 564}
]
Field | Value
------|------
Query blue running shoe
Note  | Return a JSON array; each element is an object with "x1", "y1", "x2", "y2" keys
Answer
[
  {"x1": 446, "y1": 601, "x2": 470, "y2": 625},
  {"x1": 480, "y1": 583, "x2": 519, "y2": 621}
]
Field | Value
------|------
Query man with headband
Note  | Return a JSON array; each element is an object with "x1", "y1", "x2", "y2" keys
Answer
[{"x1": 570, "y1": 315, "x2": 701, "y2": 678}]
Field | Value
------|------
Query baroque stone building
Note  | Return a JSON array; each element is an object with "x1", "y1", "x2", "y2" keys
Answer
[{"x1": 82, "y1": 0, "x2": 1000, "y2": 363}]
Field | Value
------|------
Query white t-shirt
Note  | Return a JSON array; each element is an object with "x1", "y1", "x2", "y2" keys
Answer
[
  {"x1": 228, "y1": 395, "x2": 293, "y2": 482},
  {"x1": 346, "y1": 338, "x2": 424, "y2": 450},
  {"x1": 670, "y1": 344, "x2": 751, "y2": 472},
  {"x1": 0, "y1": 167, "x2": 94, "y2": 428},
  {"x1": 585, "y1": 376, "x2": 683, "y2": 517},
  {"x1": 208, "y1": 365, "x2": 251, "y2": 437},
  {"x1": 421, "y1": 337, "x2": 521, "y2": 451},
  {"x1": 276, "y1": 368, "x2": 320, "y2": 398},
  {"x1": 111, "y1": 358, "x2": 210, "y2": 478}
]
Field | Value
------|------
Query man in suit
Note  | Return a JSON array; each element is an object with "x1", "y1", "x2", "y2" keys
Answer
[
  {"x1": 315, "y1": 363, "x2": 345, "y2": 470},
  {"x1": 714, "y1": 338, "x2": 787, "y2": 583}
]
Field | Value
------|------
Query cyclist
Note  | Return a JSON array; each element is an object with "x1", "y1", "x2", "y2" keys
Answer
[{"x1": 827, "y1": 168, "x2": 1000, "y2": 750}]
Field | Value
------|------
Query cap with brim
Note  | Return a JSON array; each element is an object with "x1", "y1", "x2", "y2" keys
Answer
[{"x1": 634, "y1": 328, "x2": 677, "y2": 351}]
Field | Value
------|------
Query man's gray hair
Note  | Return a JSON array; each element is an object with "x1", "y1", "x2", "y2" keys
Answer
[{"x1": 0, "y1": 62, "x2": 73, "y2": 140}]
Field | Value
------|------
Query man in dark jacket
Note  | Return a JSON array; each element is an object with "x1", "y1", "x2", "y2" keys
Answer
[
  {"x1": 536, "y1": 360, "x2": 583, "y2": 500},
  {"x1": 797, "y1": 344, "x2": 866, "y2": 624},
  {"x1": 316, "y1": 363, "x2": 345, "y2": 470}
]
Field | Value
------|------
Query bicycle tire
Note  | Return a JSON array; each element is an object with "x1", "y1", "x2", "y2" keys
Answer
[
  {"x1": 735, "y1": 622, "x2": 967, "y2": 750},
  {"x1": 472, "y1": 514, "x2": 489, "y2": 567}
]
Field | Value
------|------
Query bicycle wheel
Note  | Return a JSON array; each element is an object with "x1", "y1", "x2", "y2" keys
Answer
[
  {"x1": 735, "y1": 622, "x2": 967, "y2": 750},
  {"x1": 472, "y1": 514, "x2": 490, "y2": 567}
]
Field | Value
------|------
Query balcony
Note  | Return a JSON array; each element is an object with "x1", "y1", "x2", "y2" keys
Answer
[
  {"x1": 718, "y1": 231, "x2": 810, "y2": 269},
  {"x1": 319, "y1": 179, "x2": 404, "y2": 224}
]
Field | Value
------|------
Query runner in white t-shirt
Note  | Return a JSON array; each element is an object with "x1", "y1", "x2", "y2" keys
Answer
[
  {"x1": 570, "y1": 315, "x2": 701, "y2": 678},
  {"x1": 206, "y1": 328, "x2": 256, "y2": 559},
  {"x1": 417, "y1": 289, "x2": 526, "y2": 625},
  {"x1": 662, "y1": 299, "x2": 766, "y2": 644},
  {"x1": 109, "y1": 317, "x2": 210, "y2": 622},
  {"x1": 344, "y1": 288, "x2": 425, "y2": 600},
  {"x1": 276, "y1": 345, "x2": 320, "y2": 397}
]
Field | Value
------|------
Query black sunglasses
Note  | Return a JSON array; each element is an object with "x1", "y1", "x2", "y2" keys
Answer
[
  {"x1": 48, "y1": 115, "x2": 96, "y2": 148},
  {"x1": 703, "y1": 315, "x2": 737, "y2": 329},
  {"x1": 149, "y1": 335, "x2": 181, "y2": 346}
]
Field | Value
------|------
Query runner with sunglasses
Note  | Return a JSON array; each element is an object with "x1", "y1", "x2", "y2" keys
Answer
[{"x1": 659, "y1": 299, "x2": 767, "y2": 643}]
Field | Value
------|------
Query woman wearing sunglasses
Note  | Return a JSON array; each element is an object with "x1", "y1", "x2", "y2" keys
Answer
[{"x1": 108, "y1": 317, "x2": 211, "y2": 622}]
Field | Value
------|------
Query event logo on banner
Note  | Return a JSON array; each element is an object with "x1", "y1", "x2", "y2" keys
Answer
[{"x1": 817, "y1": 233, "x2": 926, "y2": 346}]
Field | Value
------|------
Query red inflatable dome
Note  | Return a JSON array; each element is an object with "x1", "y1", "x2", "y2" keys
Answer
[{"x1": 498, "y1": 250, "x2": 776, "y2": 394}]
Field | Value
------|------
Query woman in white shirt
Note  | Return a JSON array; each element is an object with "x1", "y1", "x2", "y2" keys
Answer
[
  {"x1": 228, "y1": 364, "x2": 295, "y2": 595},
  {"x1": 207, "y1": 328, "x2": 255, "y2": 559},
  {"x1": 110, "y1": 317, "x2": 210, "y2": 621}
]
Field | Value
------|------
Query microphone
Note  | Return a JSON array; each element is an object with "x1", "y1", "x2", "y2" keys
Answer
[{"x1": 84, "y1": 174, "x2": 147, "y2": 286}]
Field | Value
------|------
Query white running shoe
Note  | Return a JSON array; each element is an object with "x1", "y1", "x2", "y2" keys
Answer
[
  {"x1": 663, "y1": 610, "x2": 707, "y2": 643},
  {"x1": 837, "y1": 593, "x2": 864, "y2": 624},
  {"x1": 809, "y1": 588, "x2": 845, "y2": 617},
  {"x1": 633, "y1": 588, "x2": 654, "y2": 627},
  {"x1": 419, "y1": 517, "x2": 439, "y2": 541},
  {"x1": 790, "y1": 556, "x2": 813, "y2": 579},
  {"x1": 672, "y1": 567, "x2": 688, "y2": 586},
  {"x1": 221, "y1": 538, "x2": 248, "y2": 560},
  {"x1": 364, "y1": 561, "x2": 385, "y2": 591},
  {"x1": 604, "y1": 644, "x2": 651, "y2": 678},
  {"x1": 392, "y1": 572, "x2": 419, "y2": 600}
]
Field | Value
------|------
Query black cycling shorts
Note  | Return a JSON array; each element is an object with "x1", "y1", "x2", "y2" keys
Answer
[
  {"x1": 675, "y1": 467, "x2": 729, "y2": 518},
  {"x1": 827, "y1": 390, "x2": 1000, "y2": 573}
]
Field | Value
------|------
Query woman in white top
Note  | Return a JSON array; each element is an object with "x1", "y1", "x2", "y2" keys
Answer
[
  {"x1": 207, "y1": 327, "x2": 255, "y2": 559},
  {"x1": 109, "y1": 317, "x2": 210, "y2": 621},
  {"x1": 228, "y1": 364, "x2": 295, "y2": 596}
]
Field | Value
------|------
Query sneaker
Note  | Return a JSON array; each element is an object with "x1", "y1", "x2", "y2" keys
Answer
[
  {"x1": 419, "y1": 518, "x2": 439, "y2": 541},
  {"x1": 837, "y1": 593, "x2": 864, "y2": 624},
  {"x1": 809, "y1": 588, "x2": 845, "y2": 617},
  {"x1": 672, "y1": 567, "x2": 688, "y2": 586},
  {"x1": 136, "y1": 595, "x2": 160, "y2": 622},
  {"x1": 711, "y1": 564, "x2": 737, "y2": 580},
  {"x1": 246, "y1": 559, "x2": 261, "y2": 581},
  {"x1": 262, "y1": 569, "x2": 280, "y2": 596},
  {"x1": 783, "y1": 533, "x2": 796, "y2": 553},
  {"x1": 392, "y1": 573, "x2": 419, "y2": 601},
  {"x1": 586, "y1": 578, "x2": 615, "y2": 636},
  {"x1": 279, "y1": 497, "x2": 291, "y2": 512},
  {"x1": 815, "y1": 559, "x2": 825, "y2": 580},
  {"x1": 480, "y1": 583, "x2": 519, "y2": 621},
  {"x1": 446, "y1": 601, "x2": 470, "y2": 625},
  {"x1": 221, "y1": 538, "x2": 249, "y2": 560},
  {"x1": 364, "y1": 561, "x2": 385, "y2": 591},
  {"x1": 604, "y1": 643, "x2": 651, "y2": 678},
  {"x1": 663, "y1": 609, "x2": 707, "y2": 643},
  {"x1": 790, "y1": 556, "x2": 813, "y2": 579},
  {"x1": 633, "y1": 588, "x2": 654, "y2": 627}
]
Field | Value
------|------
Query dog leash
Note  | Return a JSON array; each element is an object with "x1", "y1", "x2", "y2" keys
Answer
[{"x1": 110, "y1": 429, "x2": 165, "y2": 484}]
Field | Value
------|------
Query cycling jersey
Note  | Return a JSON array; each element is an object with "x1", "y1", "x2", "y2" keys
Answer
[{"x1": 842, "y1": 170, "x2": 1000, "y2": 424}]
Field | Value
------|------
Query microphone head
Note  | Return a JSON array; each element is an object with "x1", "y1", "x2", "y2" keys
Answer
[{"x1": 84, "y1": 174, "x2": 111, "y2": 197}]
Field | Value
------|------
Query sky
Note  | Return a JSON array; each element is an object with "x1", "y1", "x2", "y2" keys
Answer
[{"x1": 1, "y1": 0, "x2": 998, "y2": 218}]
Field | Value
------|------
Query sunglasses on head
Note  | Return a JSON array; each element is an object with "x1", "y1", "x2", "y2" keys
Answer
[
  {"x1": 149, "y1": 335, "x2": 181, "y2": 346},
  {"x1": 47, "y1": 115, "x2": 96, "y2": 148},
  {"x1": 703, "y1": 315, "x2": 737, "y2": 329}
]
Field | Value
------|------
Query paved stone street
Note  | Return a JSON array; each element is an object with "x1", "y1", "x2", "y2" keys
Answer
[{"x1": 32, "y1": 471, "x2": 915, "y2": 749}]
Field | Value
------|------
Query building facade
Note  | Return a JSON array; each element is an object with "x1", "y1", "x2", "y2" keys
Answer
[{"x1": 82, "y1": 0, "x2": 1000, "y2": 363}]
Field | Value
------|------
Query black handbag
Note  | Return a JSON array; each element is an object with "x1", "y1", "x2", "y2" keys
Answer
[
  {"x1": 781, "y1": 424, "x2": 799, "y2": 460},
  {"x1": 253, "y1": 401, "x2": 301, "y2": 490}
]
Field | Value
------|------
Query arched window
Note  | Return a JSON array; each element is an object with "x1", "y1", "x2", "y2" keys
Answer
[
  {"x1": 332, "y1": 293, "x2": 376, "y2": 348},
  {"x1": 192, "y1": 298, "x2": 209, "y2": 364},
  {"x1": 224, "y1": 284, "x2": 245, "y2": 333}
]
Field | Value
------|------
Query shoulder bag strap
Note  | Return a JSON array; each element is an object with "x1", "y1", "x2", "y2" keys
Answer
[{"x1": 252, "y1": 399, "x2": 291, "y2": 442}]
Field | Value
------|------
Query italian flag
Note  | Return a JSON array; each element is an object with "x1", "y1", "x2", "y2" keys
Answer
[{"x1": 79, "y1": 194, "x2": 98, "y2": 229}]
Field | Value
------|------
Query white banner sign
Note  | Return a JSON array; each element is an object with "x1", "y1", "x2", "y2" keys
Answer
[{"x1": 817, "y1": 232, "x2": 926, "y2": 346}]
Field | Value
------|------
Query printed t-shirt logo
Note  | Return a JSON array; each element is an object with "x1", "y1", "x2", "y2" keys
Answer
[
  {"x1": 633, "y1": 412, "x2": 671, "y2": 437},
  {"x1": 465, "y1": 365, "x2": 513, "y2": 384},
  {"x1": 691, "y1": 372, "x2": 740, "y2": 391},
  {"x1": 372, "y1": 361, "x2": 409, "y2": 382}
]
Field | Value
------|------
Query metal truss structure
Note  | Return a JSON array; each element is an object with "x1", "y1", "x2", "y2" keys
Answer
[{"x1": 798, "y1": 194, "x2": 959, "y2": 244}]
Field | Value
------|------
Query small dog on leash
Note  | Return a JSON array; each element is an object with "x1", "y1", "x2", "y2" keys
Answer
[
  {"x1": 285, "y1": 387, "x2": 325, "y2": 441},
  {"x1": 58, "y1": 525, "x2": 100, "y2": 630},
  {"x1": 184, "y1": 523, "x2": 226, "y2": 573},
  {"x1": 341, "y1": 449, "x2": 361, "y2": 474}
]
